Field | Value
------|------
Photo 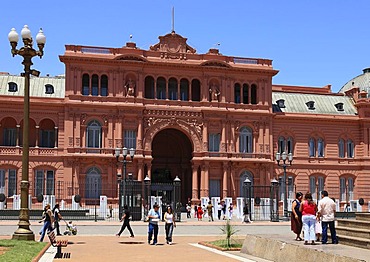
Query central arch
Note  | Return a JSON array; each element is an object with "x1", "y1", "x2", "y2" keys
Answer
[{"x1": 151, "y1": 128, "x2": 193, "y2": 204}]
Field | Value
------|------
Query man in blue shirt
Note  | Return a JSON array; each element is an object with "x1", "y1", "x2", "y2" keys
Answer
[{"x1": 147, "y1": 204, "x2": 160, "y2": 245}]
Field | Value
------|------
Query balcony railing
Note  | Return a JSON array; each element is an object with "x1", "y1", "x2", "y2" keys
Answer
[{"x1": 0, "y1": 146, "x2": 59, "y2": 156}]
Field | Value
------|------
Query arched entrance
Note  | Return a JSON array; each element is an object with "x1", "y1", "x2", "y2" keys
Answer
[{"x1": 151, "y1": 128, "x2": 193, "y2": 205}]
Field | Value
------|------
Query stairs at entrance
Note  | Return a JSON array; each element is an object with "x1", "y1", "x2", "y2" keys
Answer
[{"x1": 335, "y1": 212, "x2": 370, "y2": 249}]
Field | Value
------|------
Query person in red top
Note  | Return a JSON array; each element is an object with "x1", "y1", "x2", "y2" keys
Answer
[
  {"x1": 197, "y1": 206, "x2": 203, "y2": 221},
  {"x1": 299, "y1": 192, "x2": 317, "y2": 245}
]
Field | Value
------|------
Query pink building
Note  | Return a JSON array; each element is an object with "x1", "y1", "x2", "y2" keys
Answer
[{"x1": 0, "y1": 30, "x2": 369, "y2": 212}]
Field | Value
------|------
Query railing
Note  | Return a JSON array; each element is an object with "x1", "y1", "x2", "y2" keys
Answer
[{"x1": 0, "y1": 146, "x2": 59, "y2": 156}]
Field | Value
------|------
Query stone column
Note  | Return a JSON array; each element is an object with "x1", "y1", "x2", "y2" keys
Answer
[
  {"x1": 137, "y1": 159, "x2": 143, "y2": 181},
  {"x1": 54, "y1": 127, "x2": 58, "y2": 148},
  {"x1": 16, "y1": 124, "x2": 20, "y2": 147},
  {"x1": 202, "y1": 120, "x2": 208, "y2": 152},
  {"x1": 191, "y1": 163, "x2": 199, "y2": 202},
  {"x1": 222, "y1": 163, "x2": 228, "y2": 198},
  {"x1": 221, "y1": 120, "x2": 226, "y2": 152},
  {"x1": 35, "y1": 126, "x2": 39, "y2": 148}
]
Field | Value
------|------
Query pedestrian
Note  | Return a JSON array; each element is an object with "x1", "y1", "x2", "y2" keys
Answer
[
  {"x1": 116, "y1": 204, "x2": 134, "y2": 238},
  {"x1": 53, "y1": 203, "x2": 63, "y2": 236},
  {"x1": 186, "y1": 203, "x2": 191, "y2": 218},
  {"x1": 217, "y1": 202, "x2": 222, "y2": 220},
  {"x1": 194, "y1": 205, "x2": 198, "y2": 218},
  {"x1": 222, "y1": 201, "x2": 227, "y2": 220},
  {"x1": 243, "y1": 203, "x2": 251, "y2": 223},
  {"x1": 299, "y1": 192, "x2": 317, "y2": 245},
  {"x1": 164, "y1": 206, "x2": 176, "y2": 245},
  {"x1": 147, "y1": 204, "x2": 160, "y2": 245},
  {"x1": 291, "y1": 192, "x2": 303, "y2": 241},
  {"x1": 197, "y1": 206, "x2": 203, "y2": 221},
  {"x1": 317, "y1": 190, "x2": 338, "y2": 244},
  {"x1": 206, "y1": 201, "x2": 214, "y2": 222},
  {"x1": 109, "y1": 204, "x2": 113, "y2": 218},
  {"x1": 228, "y1": 203, "x2": 234, "y2": 220},
  {"x1": 39, "y1": 204, "x2": 54, "y2": 242}
]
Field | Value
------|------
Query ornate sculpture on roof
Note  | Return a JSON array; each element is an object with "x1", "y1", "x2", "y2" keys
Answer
[
  {"x1": 209, "y1": 83, "x2": 220, "y2": 102},
  {"x1": 124, "y1": 78, "x2": 135, "y2": 97},
  {"x1": 150, "y1": 31, "x2": 196, "y2": 54}
]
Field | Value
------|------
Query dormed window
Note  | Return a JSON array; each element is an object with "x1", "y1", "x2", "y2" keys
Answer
[
  {"x1": 8, "y1": 82, "x2": 17, "y2": 92},
  {"x1": 239, "y1": 126, "x2": 253, "y2": 153},
  {"x1": 45, "y1": 84, "x2": 54, "y2": 94}
]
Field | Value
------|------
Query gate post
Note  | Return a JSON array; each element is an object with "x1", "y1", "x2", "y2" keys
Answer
[
  {"x1": 173, "y1": 176, "x2": 181, "y2": 222},
  {"x1": 144, "y1": 175, "x2": 151, "y2": 221},
  {"x1": 270, "y1": 178, "x2": 279, "y2": 222},
  {"x1": 243, "y1": 177, "x2": 252, "y2": 221}
]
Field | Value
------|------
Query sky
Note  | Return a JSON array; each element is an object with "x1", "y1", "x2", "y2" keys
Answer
[{"x1": 1, "y1": 0, "x2": 369, "y2": 92}]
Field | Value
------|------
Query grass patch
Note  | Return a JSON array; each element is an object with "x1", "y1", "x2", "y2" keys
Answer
[
  {"x1": 208, "y1": 239, "x2": 243, "y2": 249},
  {"x1": 0, "y1": 239, "x2": 47, "y2": 262}
]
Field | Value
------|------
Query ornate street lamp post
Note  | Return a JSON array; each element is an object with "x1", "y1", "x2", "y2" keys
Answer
[
  {"x1": 8, "y1": 25, "x2": 46, "y2": 240},
  {"x1": 275, "y1": 151, "x2": 293, "y2": 220},
  {"x1": 115, "y1": 147, "x2": 135, "y2": 218}
]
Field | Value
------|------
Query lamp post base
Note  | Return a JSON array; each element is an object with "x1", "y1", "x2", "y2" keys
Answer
[{"x1": 12, "y1": 208, "x2": 35, "y2": 241}]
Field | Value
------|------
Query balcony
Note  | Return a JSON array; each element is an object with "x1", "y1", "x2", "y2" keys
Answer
[{"x1": 0, "y1": 146, "x2": 59, "y2": 156}]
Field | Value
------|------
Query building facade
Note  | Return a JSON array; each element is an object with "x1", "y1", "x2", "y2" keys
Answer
[{"x1": 0, "y1": 31, "x2": 369, "y2": 209}]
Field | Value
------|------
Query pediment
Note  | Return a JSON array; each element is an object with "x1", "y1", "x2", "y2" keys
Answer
[
  {"x1": 150, "y1": 31, "x2": 196, "y2": 54},
  {"x1": 115, "y1": 54, "x2": 147, "y2": 62},
  {"x1": 200, "y1": 60, "x2": 231, "y2": 68}
]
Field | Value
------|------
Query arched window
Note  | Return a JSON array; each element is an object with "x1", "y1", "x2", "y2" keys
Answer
[
  {"x1": 278, "y1": 175, "x2": 295, "y2": 200},
  {"x1": 318, "y1": 138, "x2": 325, "y2": 157},
  {"x1": 191, "y1": 79, "x2": 201, "y2": 101},
  {"x1": 35, "y1": 169, "x2": 54, "y2": 196},
  {"x1": 91, "y1": 74, "x2": 99, "y2": 96},
  {"x1": 239, "y1": 171, "x2": 253, "y2": 198},
  {"x1": 242, "y1": 84, "x2": 249, "y2": 104},
  {"x1": 239, "y1": 126, "x2": 253, "y2": 153},
  {"x1": 309, "y1": 176, "x2": 325, "y2": 200},
  {"x1": 168, "y1": 78, "x2": 177, "y2": 100},
  {"x1": 144, "y1": 76, "x2": 155, "y2": 99},
  {"x1": 287, "y1": 137, "x2": 294, "y2": 154},
  {"x1": 82, "y1": 74, "x2": 89, "y2": 95},
  {"x1": 347, "y1": 139, "x2": 354, "y2": 158},
  {"x1": 340, "y1": 176, "x2": 354, "y2": 202},
  {"x1": 0, "y1": 169, "x2": 17, "y2": 197},
  {"x1": 100, "y1": 75, "x2": 108, "y2": 96},
  {"x1": 86, "y1": 120, "x2": 102, "y2": 149},
  {"x1": 157, "y1": 77, "x2": 166, "y2": 99},
  {"x1": 234, "y1": 83, "x2": 241, "y2": 104},
  {"x1": 309, "y1": 138, "x2": 316, "y2": 157},
  {"x1": 338, "y1": 138, "x2": 345, "y2": 158},
  {"x1": 251, "y1": 84, "x2": 257, "y2": 104},
  {"x1": 85, "y1": 167, "x2": 102, "y2": 199},
  {"x1": 180, "y1": 79, "x2": 189, "y2": 101},
  {"x1": 278, "y1": 137, "x2": 285, "y2": 154}
]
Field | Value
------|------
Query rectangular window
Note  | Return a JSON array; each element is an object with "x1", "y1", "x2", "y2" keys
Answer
[
  {"x1": 309, "y1": 177, "x2": 316, "y2": 199},
  {"x1": 8, "y1": 169, "x2": 16, "y2": 197},
  {"x1": 318, "y1": 139, "x2": 324, "y2": 157},
  {"x1": 35, "y1": 170, "x2": 44, "y2": 196},
  {"x1": 348, "y1": 178, "x2": 354, "y2": 201},
  {"x1": 209, "y1": 179, "x2": 221, "y2": 197},
  {"x1": 309, "y1": 138, "x2": 316, "y2": 157},
  {"x1": 46, "y1": 170, "x2": 54, "y2": 195},
  {"x1": 287, "y1": 176, "x2": 294, "y2": 199},
  {"x1": 340, "y1": 177, "x2": 346, "y2": 202},
  {"x1": 347, "y1": 140, "x2": 354, "y2": 158},
  {"x1": 208, "y1": 133, "x2": 220, "y2": 152},
  {"x1": 338, "y1": 139, "x2": 345, "y2": 158},
  {"x1": 40, "y1": 130, "x2": 55, "y2": 148},
  {"x1": 0, "y1": 169, "x2": 5, "y2": 194},
  {"x1": 124, "y1": 130, "x2": 137, "y2": 149},
  {"x1": 3, "y1": 128, "x2": 16, "y2": 146},
  {"x1": 317, "y1": 176, "x2": 324, "y2": 200}
]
